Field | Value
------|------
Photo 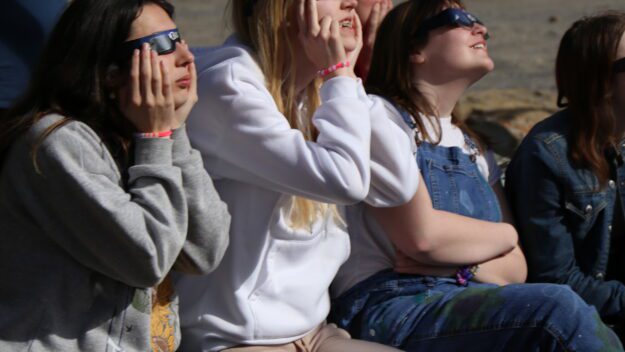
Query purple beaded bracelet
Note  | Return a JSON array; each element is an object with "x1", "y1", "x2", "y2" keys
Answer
[{"x1": 455, "y1": 265, "x2": 479, "y2": 286}]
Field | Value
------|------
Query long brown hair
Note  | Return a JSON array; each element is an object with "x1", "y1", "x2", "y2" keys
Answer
[
  {"x1": 366, "y1": 0, "x2": 483, "y2": 147},
  {"x1": 231, "y1": 0, "x2": 337, "y2": 230},
  {"x1": 556, "y1": 12, "x2": 625, "y2": 186},
  {"x1": 0, "y1": 0, "x2": 175, "y2": 171}
]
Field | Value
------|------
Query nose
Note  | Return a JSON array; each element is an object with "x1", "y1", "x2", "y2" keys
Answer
[
  {"x1": 175, "y1": 40, "x2": 194, "y2": 67},
  {"x1": 342, "y1": 0, "x2": 357, "y2": 11},
  {"x1": 472, "y1": 23, "x2": 489, "y2": 40}
]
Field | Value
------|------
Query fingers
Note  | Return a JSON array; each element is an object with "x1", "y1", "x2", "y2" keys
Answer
[
  {"x1": 188, "y1": 62, "x2": 198, "y2": 103},
  {"x1": 140, "y1": 44, "x2": 153, "y2": 103},
  {"x1": 371, "y1": 1, "x2": 381, "y2": 26},
  {"x1": 160, "y1": 61, "x2": 173, "y2": 106},
  {"x1": 329, "y1": 19, "x2": 347, "y2": 64},
  {"x1": 380, "y1": 0, "x2": 390, "y2": 20},
  {"x1": 297, "y1": 0, "x2": 306, "y2": 37},
  {"x1": 366, "y1": 2, "x2": 382, "y2": 45},
  {"x1": 306, "y1": 0, "x2": 320, "y2": 36},
  {"x1": 319, "y1": 16, "x2": 333, "y2": 41},
  {"x1": 151, "y1": 50, "x2": 163, "y2": 101},
  {"x1": 353, "y1": 12, "x2": 363, "y2": 47},
  {"x1": 130, "y1": 49, "x2": 141, "y2": 106}
]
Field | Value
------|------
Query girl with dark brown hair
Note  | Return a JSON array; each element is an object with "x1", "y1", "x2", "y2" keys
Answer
[
  {"x1": 330, "y1": 1, "x2": 622, "y2": 351},
  {"x1": 507, "y1": 11, "x2": 625, "y2": 338},
  {"x1": 0, "y1": 1, "x2": 230, "y2": 350}
]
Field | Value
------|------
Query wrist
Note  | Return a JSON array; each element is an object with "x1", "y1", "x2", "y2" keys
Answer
[
  {"x1": 319, "y1": 60, "x2": 351, "y2": 80},
  {"x1": 322, "y1": 68, "x2": 354, "y2": 81},
  {"x1": 134, "y1": 130, "x2": 173, "y2": 139}
]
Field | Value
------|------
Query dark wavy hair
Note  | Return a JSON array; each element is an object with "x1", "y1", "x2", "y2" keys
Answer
[
  {"x1": 0, "y1": 0, "x2": 174, "y2": 169},
  {"x1": 556, "y1": 12, "x2": 625, "y2": 186}
]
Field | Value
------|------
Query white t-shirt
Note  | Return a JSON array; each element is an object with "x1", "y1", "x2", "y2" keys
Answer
[{"x1": 332, "y1": 98, "x2": 502, "y2": 298}]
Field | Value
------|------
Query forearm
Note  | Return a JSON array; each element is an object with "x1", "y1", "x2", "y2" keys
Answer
[
  {"x1": 468, "y1": 184, "x2": 526, "y2": 285},
  {"x1": 170, "y1": 127, "x2": 231, "y2": 274},
  {"x1": 369, "y1": 183, "x2": 517, "y2": 267},
  {"x1": 173, "y1": 150, "x2": 231, "y2": 275},
  {"x1": 473, "y1": 245, "x2": 527, "y2": 285}
]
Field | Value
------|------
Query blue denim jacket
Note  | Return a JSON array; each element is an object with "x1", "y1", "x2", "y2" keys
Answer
[{"x1": 506, "y1": 109, "x2": 625, "y2": 322}]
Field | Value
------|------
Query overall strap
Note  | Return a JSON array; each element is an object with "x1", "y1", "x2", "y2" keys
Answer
[
  {"x1": 389, "y1": 101, "x2": 418, "y2": 131},
  {"x1": 462, "y1": 132, "x2": 481, "y2": 163}
]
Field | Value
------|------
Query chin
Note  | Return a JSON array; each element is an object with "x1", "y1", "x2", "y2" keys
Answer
[
  {"x1": 174, "y1": 94, "x2": 189, "y2": 110},
  {"x1": 465, "y1": 61, "x2": 494, "y2": 85},
  {"x1": 473, "y1": 58, "x2": 495, "y2": 76},
  {"x1": 483, "y1": 58, "x2": 495, "y2": 72}
]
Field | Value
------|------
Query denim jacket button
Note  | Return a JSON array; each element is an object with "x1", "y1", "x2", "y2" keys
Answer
[
  {"x1": 609, "y1": 180, "x2": 616, "y2": 189},
  {"x1": 585, "y1": 205, "x2": 593, "y2": 214},
  {"x1": 595, "y1": 272, "x2": 605, "y2": 280},
  {"x1": 609, "y1": 225, "x2": 613, "y2": 233}
]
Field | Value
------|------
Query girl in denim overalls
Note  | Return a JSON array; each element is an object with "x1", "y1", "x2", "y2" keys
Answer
[{"x1": 330, "y1": 1, "x2": 623, "y2": 351}]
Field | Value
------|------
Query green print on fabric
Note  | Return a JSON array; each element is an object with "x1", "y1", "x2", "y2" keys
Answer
[
  {"x1": 132, "y1": 288, "x2": 152, "y2": 315},
  {"x1": 439, "y1": 286, "x2": 506, "y2": 331},
  {"x1": 594, "y1": 312, "x2": 622, "y2": 351},
  {"x1": 373, "y1": 292, "x2": 446, "y2": 337},
  {"x1": 418, "y1": 291, "x2": 444, "y2": 305}
]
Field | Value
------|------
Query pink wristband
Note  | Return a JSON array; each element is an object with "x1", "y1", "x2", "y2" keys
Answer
[
  {"x1": 318, "y1": 60, "x2": 351, "y2": 78},
  {"x1": 134, "y1": 130, "x2": 173, "y2": 139}
]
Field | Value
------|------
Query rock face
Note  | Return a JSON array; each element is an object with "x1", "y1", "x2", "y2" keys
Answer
[{"x1": 457, "y1": 89, "x2": 559, "y2": 142}]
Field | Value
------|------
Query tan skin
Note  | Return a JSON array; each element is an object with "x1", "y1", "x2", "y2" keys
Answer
[
  {"x1": 370, "y1": 9, "x2": 527, "y2": 285},
  {"x1": 293, "y1": 0, "x2": 363, "y2": 94},
  {"x1": 117, "y1": 3, "x2": 197, "y2": 133},
  {"x1": 354, "y1": 0, "x2": 393, "y2": 78}
]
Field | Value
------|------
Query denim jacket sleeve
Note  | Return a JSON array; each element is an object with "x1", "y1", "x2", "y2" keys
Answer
[{"x1": 507, "y1": 134, "x2": 625, "y2": 322}]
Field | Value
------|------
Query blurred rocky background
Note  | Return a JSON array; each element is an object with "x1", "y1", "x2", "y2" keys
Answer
[{"x1": 173, "y1": 0, "x2": 625, "y2": 156}]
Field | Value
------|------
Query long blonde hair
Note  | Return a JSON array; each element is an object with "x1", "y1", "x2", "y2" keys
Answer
[{"x1": 231, "y1": 0, "x2": 339, "y2": 230}]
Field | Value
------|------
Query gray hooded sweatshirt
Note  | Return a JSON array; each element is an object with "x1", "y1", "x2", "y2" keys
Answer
[{"x1": 0, "y1": 114, "x2": 230, "y2": 351}]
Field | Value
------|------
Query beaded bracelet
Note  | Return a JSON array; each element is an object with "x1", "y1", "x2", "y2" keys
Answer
[
  {"x1": 455, "y1": 265, "x2": 479, "y2": 286},
  {"x1": 134, "y1": 130, "x2": 173, "y2": 139},
  {"x1": 318, "y1": 60, "x2": 351, "y2": 78}
]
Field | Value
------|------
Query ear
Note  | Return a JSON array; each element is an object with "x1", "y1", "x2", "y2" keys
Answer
[{"x1": 409, "y1": 51, "x2": 426, "y2": 64}]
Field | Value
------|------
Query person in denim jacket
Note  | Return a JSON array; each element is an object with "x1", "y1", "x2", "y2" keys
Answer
[
  {"x1": 330, "y1": 1, "x2": 623, "y2": 351},
  {"x1": 507, "y1": 12, "x2": 625, "y2": 337}
]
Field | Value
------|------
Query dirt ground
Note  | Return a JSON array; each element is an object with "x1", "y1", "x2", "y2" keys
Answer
[{"x1": 172, "y1": 0, "x2": 625, "y2": 137}]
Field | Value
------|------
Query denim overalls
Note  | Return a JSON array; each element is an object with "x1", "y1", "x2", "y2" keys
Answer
[{"x1": 329, "y1": 108, "x2": 622, "y2": 351}]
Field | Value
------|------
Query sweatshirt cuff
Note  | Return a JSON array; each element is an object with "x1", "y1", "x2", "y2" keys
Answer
[
  {"x1": 320, "y1": 76, "x2": 359, "y2": 102},
  {"x1": 172, "y1": 124, "x2": 192, "y2": 160},
  {"x1": 134, "y1": 137, "x2": 174, "y2": 165}
]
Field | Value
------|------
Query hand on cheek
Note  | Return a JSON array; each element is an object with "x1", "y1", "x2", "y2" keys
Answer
[
  {"x1": 118, "y1": 44, "x2": 176, "y2": 133},
  {"x1": 296, "y1": 0, "x2": 355, "y2": 79}
]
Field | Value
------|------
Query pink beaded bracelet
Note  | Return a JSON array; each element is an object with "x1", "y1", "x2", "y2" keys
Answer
[
  {"x1": 133, "y1": 130, "x2": 173, "y2": 139},
  {"x1": 318, "y1": 60, "x2": 351, "y2": 78}
]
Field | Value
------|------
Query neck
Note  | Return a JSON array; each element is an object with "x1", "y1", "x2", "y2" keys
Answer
[{"x1": 414, "y1": 77, "x2": 471, "y2": 118}]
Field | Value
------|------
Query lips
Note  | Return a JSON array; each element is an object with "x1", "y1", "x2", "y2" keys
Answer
[
  {"x1": 339, "y1": 15, "x2": 354, "y2": 31},
  {"x1": 470, "y1": 41, "x2": 487, "y2": 50},
  {"x1": 176, "y1": 75, "x2": 191, "y2": 88}
]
